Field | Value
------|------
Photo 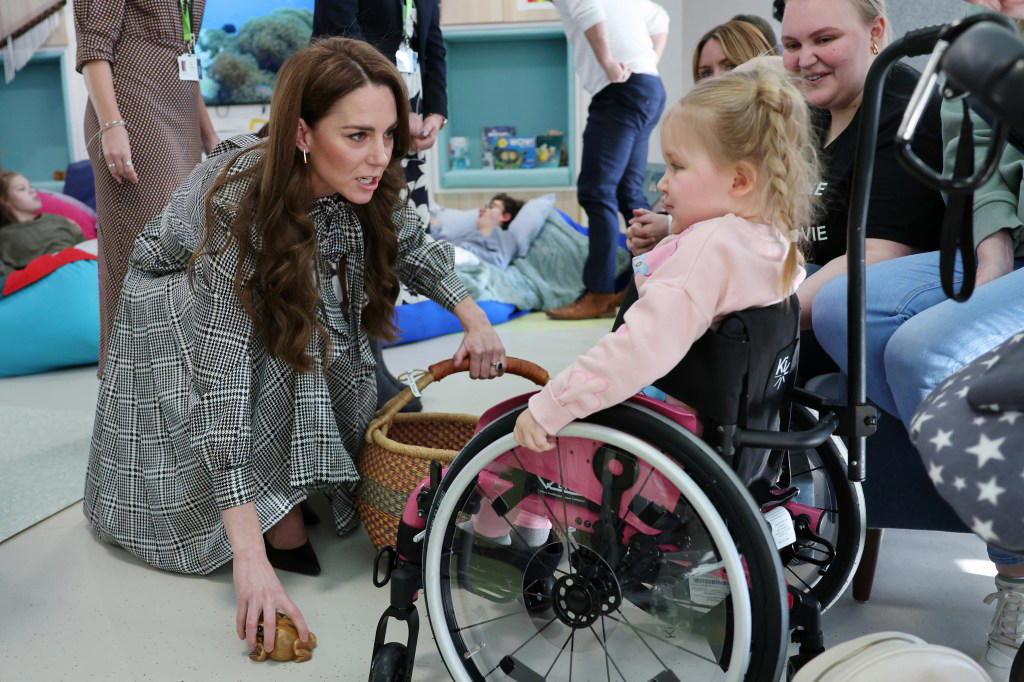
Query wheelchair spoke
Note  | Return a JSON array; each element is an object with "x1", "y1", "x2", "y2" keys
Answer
[
  {"x1": 591, "y1": 619, "x2": 627, "y2": 682},
  {"x1": 453, "y1": 610, "x2": 521, "y2": 633},
  {"x1": 604, "y1": 614, "x2": 721, "y2": 666},
  {"x1": 786, "y1": 565, "x2": 814, "y2": 592},
  {"x1": 569, "y1": 630, "x2": 575, "y2": 681},
  {"x1": 473, "y1": 484, "x2": 547, "y2": 550},
  {"x1": 789, "y1": 464, "x2": 825, "y2": 478},
  {"x1": 616, "y1": 609, "x2": 672, "y2": 672},
  {"x1": 636, "y1": 466, "x2": 656, "y2": 501},
  {"x1": 554, "y1": 439, "x2": 580, "y2": 574},
  {"x1": 508, "y1": 447, "x2": 580, "y2": 555},
  {"x1": 484, "y1": 616, "x2": 558, "y2": 677},
  {"x1": 543, "y1": 632, "x2": 575, "y2": 679}
]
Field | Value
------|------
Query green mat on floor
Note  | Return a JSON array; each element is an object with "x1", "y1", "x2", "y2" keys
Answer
[{"x1": 0, "y1": 406, "x2": 93, "y2": 541}]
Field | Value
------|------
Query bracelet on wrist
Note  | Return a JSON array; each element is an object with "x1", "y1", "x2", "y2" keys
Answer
[{"x1": 87, "y1": 119, "x2": 127, "y2": 151}]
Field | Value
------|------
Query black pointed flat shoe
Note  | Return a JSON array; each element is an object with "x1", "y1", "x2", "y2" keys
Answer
[
  {"x1": 300, "y1": 500, "x2": 320, "y2": 527},
  {"x1": 264, "y1": 536, "x2": 321, "y2": 576}
]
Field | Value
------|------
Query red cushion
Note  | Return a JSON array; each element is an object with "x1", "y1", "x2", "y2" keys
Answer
[
  {"x1": 2, "y1": 248, "x2": 97, "y2": 297},
  {"x1": 37, "y1": 191, "x2": 97, "y2": 239}
]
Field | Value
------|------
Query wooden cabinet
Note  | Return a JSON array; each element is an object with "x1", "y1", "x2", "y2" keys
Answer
[
  {"x1": 441, "y1": 0, "x2": 560, "y2": 26},
  {"x1": 501, "y1": 0, "x2": 561, "y2": 23},
  {"x1": 441, "y1": 0, "x2": 502, "y2": 25}
]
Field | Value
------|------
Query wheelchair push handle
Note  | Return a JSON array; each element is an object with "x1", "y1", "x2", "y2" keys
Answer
[
  {"x1": 428, "y1": 357, "x2": 550, "y2": 386},
  {"x1": 895, "y1": 15, "x2": 1019, "y2": 193}
]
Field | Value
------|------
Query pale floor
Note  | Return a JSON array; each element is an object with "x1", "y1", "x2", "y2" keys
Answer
[{"x1": 0, "y1": 314, "x2": 1000, "y2": 681}]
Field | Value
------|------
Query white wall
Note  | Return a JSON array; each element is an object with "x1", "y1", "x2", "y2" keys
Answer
[
  {"x1": 646, "y1": 0, "x2": 781, "y2": 164},
  {"x1": 59, "y1": 3, "x2": 88, "y2": 162}
]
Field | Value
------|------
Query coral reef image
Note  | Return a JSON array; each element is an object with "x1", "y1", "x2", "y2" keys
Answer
[{"x1": 200, "y1": 2, "x2": 313, "y2": 105}]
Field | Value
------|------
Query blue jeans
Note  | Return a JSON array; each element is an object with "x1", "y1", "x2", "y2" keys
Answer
[
  {"x1": 812, "y1": 252, "x2": 1024, "y2": 566},
  {"x1": 577, "y1": 73, "x2": 666, "y2": 293},
  {"x1": 812, "y1": 252, "x2": 1024, "y2": 426}
]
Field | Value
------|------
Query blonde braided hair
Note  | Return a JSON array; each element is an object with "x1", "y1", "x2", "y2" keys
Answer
[{"x1": 666, "y1": 64, "x2": 821, "y2": 292}]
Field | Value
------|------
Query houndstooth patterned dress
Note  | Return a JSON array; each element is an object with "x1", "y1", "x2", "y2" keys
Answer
[
  {"x1": 74, "y1": 0, "x2": 207, "y2": 375},
  {"x1": 84, "y1": 135, "x2": 468, "y2": 574}
]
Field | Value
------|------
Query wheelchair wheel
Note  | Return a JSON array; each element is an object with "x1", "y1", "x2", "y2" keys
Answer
[
  {"x1": 781, "y1": 405, "x2": 865, "y2": 611},
  {"x1": 368, "y1": 642, "x2": 408, "y2": 682},
  {"x1": 423, "y1": 402, "x2": 788, "y2": 682}
]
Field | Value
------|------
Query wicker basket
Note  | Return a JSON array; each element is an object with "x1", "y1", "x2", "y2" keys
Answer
[{"x1": 356, "y1": 357, "x2": 548, "y2": 550}]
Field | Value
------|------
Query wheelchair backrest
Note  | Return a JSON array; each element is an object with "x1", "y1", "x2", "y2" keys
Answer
[
  {"x1": 651, "y1": 294, "x2": 800, "y2": 430},
  {"x1": 614, "y1": 291, "x2": 800, "y2": 486},
  {"x1": 613, "y1": 282, "x2": 800, "y2": 462}
]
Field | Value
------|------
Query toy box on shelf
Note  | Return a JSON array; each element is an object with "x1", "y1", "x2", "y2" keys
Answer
[
  {"x1": 481, "y1": 125, "x2": 516, "y2": 169},
  {"x1": 493, "y1": 136, "x2": 537, "y2": 169},
  {"x1": 535, "y1": 132, "x2": 563, "y2": 168},
  {"x1": 448, "y1": 136, "x2": 471, "y2": 170}
]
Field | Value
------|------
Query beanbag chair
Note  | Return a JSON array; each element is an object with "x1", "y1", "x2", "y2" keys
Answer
[
  {"x1": 0, "y1": 256, "x2": 99, "y2": 377},
  {"x1": 384, "y1": 299, "x2": 523, "y2": 348},
  {"x1": 38, "y1": 190, "x2": 98, "y2": 239},
  {"x1": 61, "y1": 159, "x2": 96, "y2": 210}
]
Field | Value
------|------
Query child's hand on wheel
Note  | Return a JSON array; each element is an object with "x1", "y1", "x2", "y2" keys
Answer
[{"x1": 514, "y1": 409, "x2": 555, "y2": 452}]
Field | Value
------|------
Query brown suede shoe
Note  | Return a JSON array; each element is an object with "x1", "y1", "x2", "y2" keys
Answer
[{"x1": 546, "y1": 291, "x2": 625, "y2": 320}]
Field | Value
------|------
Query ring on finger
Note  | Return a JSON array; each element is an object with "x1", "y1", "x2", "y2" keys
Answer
[
  {"x1": 491, "y1": 361, "x2": 504, "y2": 372},
  {"x1": 125, "y1": 161, "x2": 133, "y2": 167},
  {"x1": 107, "y1": 163, "x2": 116, "y2": 167}
]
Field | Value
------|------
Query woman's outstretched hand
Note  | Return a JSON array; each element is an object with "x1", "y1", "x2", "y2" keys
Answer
[
  {"x1": 222, "y1": 503, "x2": 310, "y2": 654},
  {"x1": 453, "y1": 298, "x2": 507, "y2": 379},
  {"x1": 233, "y1": 552, "x2": 310, "y2": 654}
]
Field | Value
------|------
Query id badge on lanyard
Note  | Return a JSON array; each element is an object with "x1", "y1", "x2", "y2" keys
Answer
[
  {"x1": 395, "y1": 43, "x2": 418, "y2": 75},
  {"x1": 178, "y1": 0, "x2": 200, "y2": 81},
  {"x1": 395, "y1": 0, "x2": 418, "y2": 75}
]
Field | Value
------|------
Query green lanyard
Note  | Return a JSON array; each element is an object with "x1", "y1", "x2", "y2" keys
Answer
[
  {"x1": 402, "y1": 0, "x2": 414, "y2": 42},
  {"x1": 179, "y1": 0, "x2": 194, "y2": 47}
]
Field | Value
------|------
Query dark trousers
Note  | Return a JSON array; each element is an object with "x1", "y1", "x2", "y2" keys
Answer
[{"x1": 577, "y1": 73, "x2": 666, "y2": 293}]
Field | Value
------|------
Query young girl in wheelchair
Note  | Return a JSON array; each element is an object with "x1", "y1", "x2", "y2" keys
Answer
[
  {"x1": 378, "y1": 64, "x2": 849, "y2": 682},
  {"x1": 514, "y1": 63, "x2": 819, "y2": 452}
]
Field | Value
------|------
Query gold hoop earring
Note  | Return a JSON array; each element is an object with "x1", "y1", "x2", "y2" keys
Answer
[
  {"x1": 302, "y1": 149, "x2": 308, "y2": 164},
  {"x1": 870, "y1": 43, "x2": 879, "y2": 55}
]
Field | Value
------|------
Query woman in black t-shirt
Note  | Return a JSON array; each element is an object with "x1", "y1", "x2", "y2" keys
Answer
[{"x1": 780, "y1": 0, "x2": 945, "y2": 333}]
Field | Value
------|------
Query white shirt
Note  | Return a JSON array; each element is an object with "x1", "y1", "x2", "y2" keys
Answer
[{"x1": 550, "y1": 0, "x2": 670, "y2": 96}]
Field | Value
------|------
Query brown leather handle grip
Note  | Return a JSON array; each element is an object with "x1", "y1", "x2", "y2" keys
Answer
[{"x1": 427, "y1": 357, "x2": 549, "y2": 386}]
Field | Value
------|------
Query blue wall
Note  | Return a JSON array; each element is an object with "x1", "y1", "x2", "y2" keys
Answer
[
  {"x1": 446, "y1": 34, "x2": 570, "y2": 169},
  {"x1": 439, "y1": 27, "x2": 574, "y2": 188},
  {"x1": 0, "y1": 54, "x2": 71, "y2": 185}
]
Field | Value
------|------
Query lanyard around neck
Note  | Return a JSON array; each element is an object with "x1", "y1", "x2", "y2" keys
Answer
[
  {"x1": 402, "y1": 0, "x2": 414, "y2": 42},
  {"x1": 179, "y1": 0, "x2": 194, "y2": 47}
]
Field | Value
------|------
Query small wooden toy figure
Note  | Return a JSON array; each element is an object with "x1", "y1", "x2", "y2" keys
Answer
[{"x1": 249, "y1": 613, "x2": 317, "y2": 663}]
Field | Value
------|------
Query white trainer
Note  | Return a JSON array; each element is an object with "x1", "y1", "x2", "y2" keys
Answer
[{"x1": 980, "y1": 575, "x2": 1024, "y2": 682}]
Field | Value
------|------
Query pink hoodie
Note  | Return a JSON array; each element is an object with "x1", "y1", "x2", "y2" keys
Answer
[{"x1": 529, "y1": 214, "x2": 805, "y2": 436}]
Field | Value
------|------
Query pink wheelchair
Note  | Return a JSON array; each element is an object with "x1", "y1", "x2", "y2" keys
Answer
[{"x1": 368, "y1": 296, "x2": 864, "y2": 682}]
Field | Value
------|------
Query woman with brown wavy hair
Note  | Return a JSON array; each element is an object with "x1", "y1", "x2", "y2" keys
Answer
[
  {"x1": 692, "y1": 17, "x2": 776, "y2": 82},
  {"x1": 83, "y1": 37, "x2": 505, "y2": 653}
]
